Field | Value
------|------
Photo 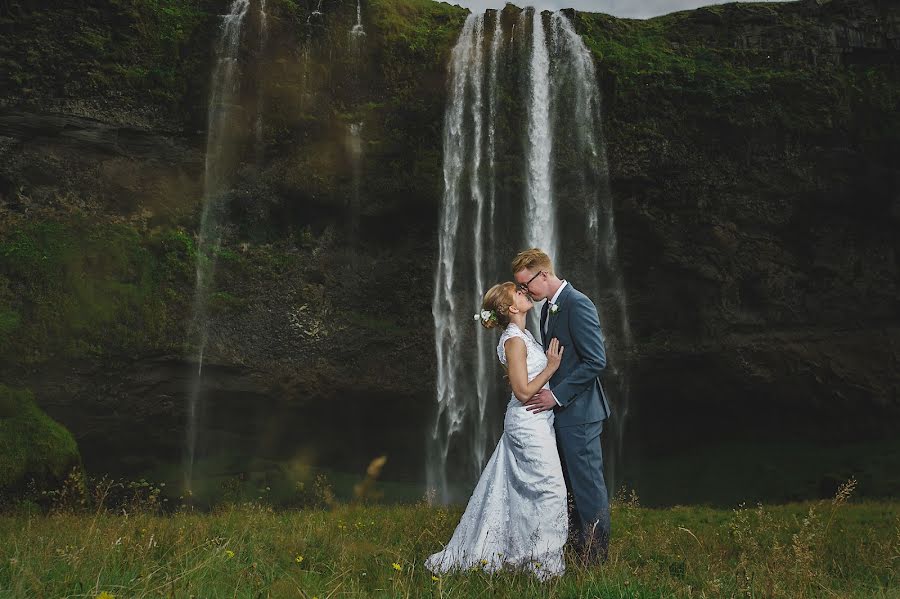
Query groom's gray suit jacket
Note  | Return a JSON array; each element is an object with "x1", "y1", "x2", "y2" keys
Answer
[{"x1": 541, "y1": 283, "x2": 611, "y2": 428}]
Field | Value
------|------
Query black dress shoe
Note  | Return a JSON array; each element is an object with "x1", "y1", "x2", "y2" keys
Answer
[
  {"x1": 581, "y1": 544, "x2": 608, "y2": 567},
  {"x1": 580, "y1": 520, "x2": 609, "y2": 566}
]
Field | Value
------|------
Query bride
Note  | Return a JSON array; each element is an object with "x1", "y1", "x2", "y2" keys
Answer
[{"x1": 426, "y1": 282, "x2": 569, "y2": 579}]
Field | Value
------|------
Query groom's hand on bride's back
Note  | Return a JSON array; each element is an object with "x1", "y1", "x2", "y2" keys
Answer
[{"x1": 527, "y1": 337, "x2": 562, "y2": 414}]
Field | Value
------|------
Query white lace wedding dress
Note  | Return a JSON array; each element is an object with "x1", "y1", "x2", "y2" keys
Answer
[{"x1": 425, "y1": 323, "x2": 568, "y2": 579}]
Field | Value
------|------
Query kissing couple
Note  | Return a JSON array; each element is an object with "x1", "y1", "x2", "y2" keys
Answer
[{"x1": 426, "y1": 248, "x2": 612, "y2": 579}]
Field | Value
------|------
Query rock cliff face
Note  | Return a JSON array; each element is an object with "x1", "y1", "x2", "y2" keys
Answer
[
  {"x1": 579, "y1": 0, "x2": 900, "y2": 454},
  {"x1": 0, "y1": 0, "x2": 897, "y2": 503}
]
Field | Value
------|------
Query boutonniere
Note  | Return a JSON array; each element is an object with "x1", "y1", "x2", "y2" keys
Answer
[{"x1": 549, "y1": 303, "x2": 560, "y2": 315}]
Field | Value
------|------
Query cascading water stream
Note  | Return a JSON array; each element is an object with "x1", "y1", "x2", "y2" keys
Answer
[
  {"x1": 487, "y1": 10, "x2": 501, "y2": 240},
  {"x1": 429, "y1": 13, "x2": 501, "y2": 503},
  {"x1": 350, "y1": 0, "x2": 365, "y2": 42},
  {"x1": 467, "y1": 16, "x2": 490, "y2": 474},
  {"x1": 349, "y1": 0, "x2": 366, "y2": 82},
  {"x1": 521, "y1": 8, "x2": 555, "y2": 337},
  {"x1": 185, "y1": 0, "x2": 251, "y2": 495},
  {"x1": 255, "y1": 0, "x2": 269, "y2": 160},
  {"x1": 523, "y1": 8, "x2": 555, "y2": 262},
  {"x1": 550, "y1": 11, "x2": 632, "y2": 488}
]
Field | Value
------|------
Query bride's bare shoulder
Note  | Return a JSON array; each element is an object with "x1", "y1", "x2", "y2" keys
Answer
[{"x1": 503, "y1": 334, "x2": 526, "y2": 356}]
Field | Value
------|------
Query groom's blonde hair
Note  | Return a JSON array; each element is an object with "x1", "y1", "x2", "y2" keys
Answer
[{"x1": 511, "y1": 248, "x2": 554, "y2": 275}]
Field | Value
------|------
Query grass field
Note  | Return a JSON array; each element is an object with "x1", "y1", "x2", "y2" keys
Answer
[{"x1": 0, "y1": 477, "x2": 897, "y2": 598}]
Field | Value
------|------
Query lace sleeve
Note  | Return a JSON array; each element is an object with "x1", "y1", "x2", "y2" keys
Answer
[{"x1": 497, "y1": 325, "x2": 528, "y2": 367}]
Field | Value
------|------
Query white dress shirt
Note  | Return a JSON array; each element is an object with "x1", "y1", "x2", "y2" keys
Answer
[
  {"x1": 544, "y1": 280, "x2": 567, "y2": 406},
  {"x1": 542, "y1": 280, "x2": 568, "y2": 337}
]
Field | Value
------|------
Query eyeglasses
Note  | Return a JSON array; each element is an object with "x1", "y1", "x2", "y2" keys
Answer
[{"x1": 518, "y1": 270, "x2": 543, "y2": 293}]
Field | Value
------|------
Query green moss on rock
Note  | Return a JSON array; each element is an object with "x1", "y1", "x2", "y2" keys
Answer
[
  {"x1": 577, "y1": 3, "x2": 900, "y2": 142},
  {"x1": 0, "y1": 217, "x2": 195, "y2": 364},
  {"x1": 368, "y1": 0, "x2": 466, "y2": 59},
  {"x1": 0, "y1": 385, "x2": 81, "y2": 491}
]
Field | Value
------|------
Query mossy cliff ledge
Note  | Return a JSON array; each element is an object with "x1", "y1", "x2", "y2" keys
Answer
[{"x1": 0, "y1": 0, "x2": 897, "y2": 497}]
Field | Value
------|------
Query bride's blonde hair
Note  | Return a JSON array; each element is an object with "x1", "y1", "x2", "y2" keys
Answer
[{"x1": 481, "y1": 282, "x2": 517, "y2": 330}]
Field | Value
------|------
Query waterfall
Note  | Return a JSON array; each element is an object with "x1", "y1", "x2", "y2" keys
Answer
[
  {"x1": 429, "y1": 8, "x2": 632, "y2": 502},
  {"x1": 550, "y1": 11, "x2": 632, "y2": 489},
  {"x1": 202, "y1": 0, "x2": 251, "y2": 198},
  {"x1": 429, "y1": 13, "x2": 500, "y2": 503},
  {"x1": 468, "y1": 15, "x2": 490, "y2": 474},
  {"x1": 487, "y1": 10, "x2": 502, "y2": 238},
  {"x1": 349, "y1": 0, "x2": 366, "y2": 80},
  {"x1": 255, "y1": 0, "x2": 269, "y2": 160},
  {"x1": 523, "y1": 8, "x2": 555, "y2": 262},
  {"x1": 185, "y1": 0, "x2": 251, "y2": 495},
  {"x1": 350, "y1": 0, "x2": 365, "y2": 43}
]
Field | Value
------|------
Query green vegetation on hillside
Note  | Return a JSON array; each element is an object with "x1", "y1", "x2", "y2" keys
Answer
[
  {"x1": 0, "y1": 0, "x2": 213, "y2": 113},
  {"x1": 577, "y1": 6, "x2": 900, "y2": 140},
  {"x1": 368, "y1": 0, "x2": 466, "y2": 59}
]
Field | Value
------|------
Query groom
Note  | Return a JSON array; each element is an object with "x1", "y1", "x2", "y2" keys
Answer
[{"x1": 512, "y1": 248, "x2": 612, "y2": 565}]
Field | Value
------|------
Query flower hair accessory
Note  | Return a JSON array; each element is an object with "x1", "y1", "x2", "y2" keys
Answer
[{"x1": 474, "y1": 309, "x2": 497, "y2": 323}]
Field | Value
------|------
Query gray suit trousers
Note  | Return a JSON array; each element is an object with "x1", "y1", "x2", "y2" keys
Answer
[{"x1": 556, "y1": 419, "x2": 610, "y2": 558}]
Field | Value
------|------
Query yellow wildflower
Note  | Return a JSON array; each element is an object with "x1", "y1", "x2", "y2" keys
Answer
[
  {"x1": 224, "y1": 550, "x2": 235, "y2": 559},
  {"x1": 295, "y1": 554, "x2": 304, "y2": 564},
  {"x1": 480, "y1": 559, "x2": 488, "y2": 566},
  {"x1": 391, "y1": 562, "x2": 402, "y2": 571},
  {"x1": 431, "y1": 575, "x2": 441, "y2": 582},
  {"x1": 95, "y1": 593, "x2": 116, "y2": 599}
]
